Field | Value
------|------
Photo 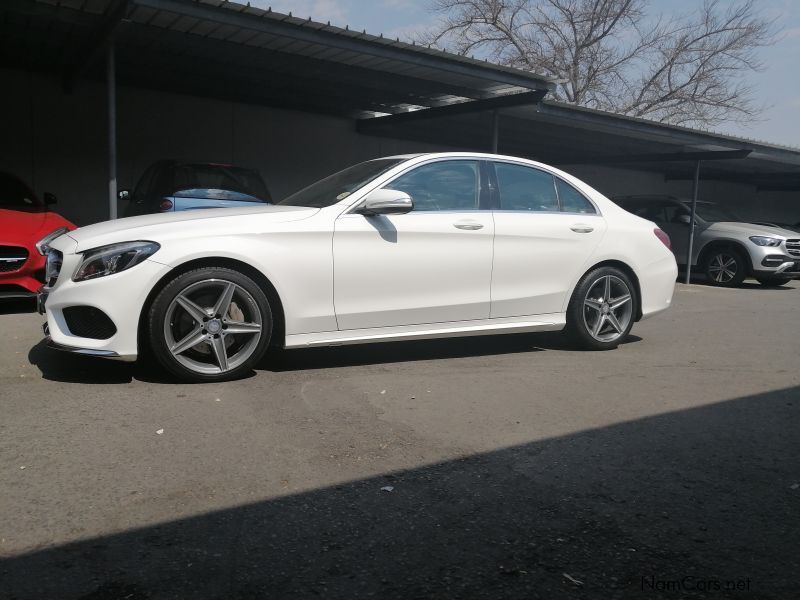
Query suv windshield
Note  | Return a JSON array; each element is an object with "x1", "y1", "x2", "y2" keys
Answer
[
  {"x1": 277, "y1": 159, "x2": 404, "y2": 208},
  {"x1": 0, "y1": 173, "x2": 39, "y2": 207},
  {"x1": 691, "y1": 202, "x2": 741, "y2": 223}
]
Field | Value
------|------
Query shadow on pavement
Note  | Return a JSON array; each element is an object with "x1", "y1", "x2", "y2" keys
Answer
[
  {"x1": 28, "y1": 331, "x2": 642, "y2": 382},
  {"x1": 3, "y1": 386, "x2": 796, "y2": 599},
  {"x1": 262, "y1": 332, "x2": 641, "y2": 372}
]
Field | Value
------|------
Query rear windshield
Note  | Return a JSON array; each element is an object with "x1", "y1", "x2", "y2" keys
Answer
[
  {"x1": 173, "y1": 165, "x2": 271, "y2": 203},
  {"x1": 0, "y1": 173, "x2": 38, "y2": 207}
]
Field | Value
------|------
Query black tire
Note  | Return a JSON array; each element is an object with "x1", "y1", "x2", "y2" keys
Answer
[
  {"x1": 147, "y1": 267, "x2": 272, "y2": 382},
  {"x1": 703, "y1": 247, "x2": 747, "y2": 287},
  {"x1": 755, "y1": 276, "x2": 791, "y2": 287},
  {"x1": 565, "y1": 266, "x2": 638, "y2": 350}
]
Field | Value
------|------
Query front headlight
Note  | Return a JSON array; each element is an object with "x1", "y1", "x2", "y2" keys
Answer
[
  {"x1": 73, "y1": 241, "x2": 160, "y2": 282},
  {"x1": 35, "y1": 227, "x2": 69, "y2": 255},
  {"x1": 749, "y1": 236, "x2": 782, "y2": 247}
]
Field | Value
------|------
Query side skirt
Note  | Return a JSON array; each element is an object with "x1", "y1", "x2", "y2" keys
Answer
[{"x1": 285, "y1": 313, "x2": 566, "y2": 348}]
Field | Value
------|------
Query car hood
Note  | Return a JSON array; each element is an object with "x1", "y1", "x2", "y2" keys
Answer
[
  {"x1": 0, "y1": 207, "x2": 75, "y2": 246},
  {"x1": 706, "y1": 221, "x2": 799, "y2": 239},
  {"x1": 66, "y1": 204, "x2": 319, "y2": 252}
]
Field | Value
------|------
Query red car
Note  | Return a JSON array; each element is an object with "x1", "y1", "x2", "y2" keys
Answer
[{"x1": 1, "y1": 172, "x2": 75, "y2": 299}]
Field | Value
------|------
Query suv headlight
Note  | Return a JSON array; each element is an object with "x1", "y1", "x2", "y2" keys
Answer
[
  {"x1": 73, "y1": 241, "x2": 160, "y2": 282},
  {"x1": 749, "y1": 236, "x2": 782, "y2": 247},
  {"x1": 35, "y1": 227, "x2": 69, "y2": 255}
]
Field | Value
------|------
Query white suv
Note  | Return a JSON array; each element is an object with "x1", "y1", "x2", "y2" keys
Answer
[{"x1": 614, "y1": 195, "x2": 800, "y2": 287}]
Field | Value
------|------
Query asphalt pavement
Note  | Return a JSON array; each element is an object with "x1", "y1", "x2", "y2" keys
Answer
[{"x1": 1, "y1": 281, "x2": 798, "y2": 599}]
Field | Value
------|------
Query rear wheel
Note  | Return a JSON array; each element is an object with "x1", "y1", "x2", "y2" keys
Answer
[
  {"x1": 147, "y1": 267, "x2": 272, "y2": 382},
  {"x1": 703, "y1": 248, "x2": 747, "y2": 287},
  {"x1": 755, "y1": 275, "x2": 791, "y2": 287},
  {"x1": 566, "y1": 267, "x2": 637, "y2": 350}
]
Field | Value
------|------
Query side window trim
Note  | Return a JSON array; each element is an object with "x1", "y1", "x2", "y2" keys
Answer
[
  {"x1": 553, "y1": 175, "x2": 600, "y2": 216},
  {"x1": 478, "y1": 160, "x2": 493, "y2": 210}
]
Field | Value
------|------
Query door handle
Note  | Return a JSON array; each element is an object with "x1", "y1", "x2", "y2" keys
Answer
[
  {"x1": 454, "y1": 221, "x2": 484, "y2": 231},
  {"x1": 570, "y1": 224, "x2": 594, "y2": 233}
]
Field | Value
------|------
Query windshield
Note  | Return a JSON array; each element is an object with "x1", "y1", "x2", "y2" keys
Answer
[
  {"x1": 277, "y1": 159, "x2": 404, "y2": 208},
  {"x1": 173, "y1": 165, "x2": 271, "y2": 202},
  {"x1": 691, "y1": 202, "x2": 742, "y2": 223},
  {"x1": 0, "y1": 173, "x2": 39, "y2": 207}
]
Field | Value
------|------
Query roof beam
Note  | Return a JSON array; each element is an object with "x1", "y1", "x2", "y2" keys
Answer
[
  {"x1": 356, "y1": 90, "x2": 547, "y2": 132},
  {"x1": 120, "y1": 22, "x2": 482, "y2": 106},
  {"x1": 557, "y1": 149, "x2": 752, "y2": 165},
  {"x1": 536, "y1": 102, "x2": 800, "y2": 164},
  {"x1": 131, "y1": 0, "x2": 552, "y2": 91}
]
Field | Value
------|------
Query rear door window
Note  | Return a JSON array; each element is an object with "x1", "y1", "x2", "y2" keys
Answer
[
  {"x1": 555, "y1": 178, "x2": 596, "y2": 214},
  {"x1": 494, "y1": 162, "x2": 558, "y2": 212}
]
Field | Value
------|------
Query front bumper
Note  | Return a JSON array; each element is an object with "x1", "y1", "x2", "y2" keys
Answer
[
  {"x1": 40, "y1": 320, "x2": 124, "y2": 359},
  {"x1": 39, "y1": 255, "x2": 171, "y2": 361},
  {"x1": 753, "y1": 260, "x2": 800, "y2": 279}
]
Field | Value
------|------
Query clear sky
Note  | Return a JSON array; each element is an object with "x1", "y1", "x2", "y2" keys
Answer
[{"x1": 251, "y1": 0, "x2": 800, "y2": 148}]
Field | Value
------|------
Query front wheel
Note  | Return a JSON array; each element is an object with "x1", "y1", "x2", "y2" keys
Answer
[
  {"x1": 147, "y1": 267, "x2": 273, "y2": 382},
  {"x1": 565, "y1": 267, "x2": 637, "y2": 350},
  {"x1": 703, "y1": 248, "x2": 747, "y2": 287}
]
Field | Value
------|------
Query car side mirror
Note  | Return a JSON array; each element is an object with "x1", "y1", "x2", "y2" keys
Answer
[
  {"x1": 357, "y1": 188, "x2": 414, "y2": 216},
  {"x1": 676, "y1": 214, "x2": 691, "y2": 225},
  {"x1": 118, "y1": 189, "x2": 131, "y2": 201},
  {"x1": 43, "y1": 192, "x2": 57, "y2": 205}
]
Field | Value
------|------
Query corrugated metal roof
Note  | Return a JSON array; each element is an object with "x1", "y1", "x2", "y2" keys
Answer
[{"x1": 0, "y1": 0, "x2": 553, "y2": 117}]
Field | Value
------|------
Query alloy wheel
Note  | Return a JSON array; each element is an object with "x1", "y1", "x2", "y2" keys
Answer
[
  {"x1": 582, "y1": 275, "x2": 634, "y2": 342},
  {"x1": 163, "y1": 278, "x2": 263, "y2": 375},
  {"x1": 707, "y1": 253, "x2": 738, "y2": 284}
]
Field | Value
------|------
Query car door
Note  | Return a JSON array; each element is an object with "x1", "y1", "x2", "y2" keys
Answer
[
  {"x1": 333, "y1": 159, "x2": 494, "y2": 330},
  {"x1": 489, "y1": 161, "x2": 607, "y2": 318}
]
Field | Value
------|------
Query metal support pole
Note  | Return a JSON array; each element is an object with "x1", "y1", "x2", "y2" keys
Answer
[
  {"x1": 684, "y1": 160, "x2": 701, "y2": 284},
  {"x1": 107, "y1": 41, "x2": 117, "y2": 220},
  {"x1": 491, "y1": 110, "x2": 499, "y2": 154}
]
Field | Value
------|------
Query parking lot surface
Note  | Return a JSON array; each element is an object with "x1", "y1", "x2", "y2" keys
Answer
[{"x1": 1, "y1": 282, "x2": 798, "y2": 599}]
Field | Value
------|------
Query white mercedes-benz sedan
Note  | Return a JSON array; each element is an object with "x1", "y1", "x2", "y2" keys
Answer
[{"x1": 37, "y1": 153, "x2": 677, "y2": 382}]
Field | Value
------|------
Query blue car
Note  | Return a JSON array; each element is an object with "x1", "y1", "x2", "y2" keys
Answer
[{"x1": 121, "y1": 161, "x2": 271, "y2": 216}]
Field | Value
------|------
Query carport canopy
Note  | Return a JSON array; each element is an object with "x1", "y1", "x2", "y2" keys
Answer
[
  {"x1": 1, "y1": 0, "x2": 553, "y2": 117},
  {"x1": 3, "y1": 0, "x2": 800, "y2": 243}
]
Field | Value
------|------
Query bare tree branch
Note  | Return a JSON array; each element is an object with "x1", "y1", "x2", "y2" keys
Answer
[{"x1": 415, "y1": 0, "x2": 776, "y2": 127}]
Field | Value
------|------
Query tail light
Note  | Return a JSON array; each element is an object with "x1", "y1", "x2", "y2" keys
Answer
[
  {"x1": 654, "y1": 228, "x2": 671, "y2": 250},
  {"x1": 159, "y1": 199, "x2": 174, "y2": 211}
]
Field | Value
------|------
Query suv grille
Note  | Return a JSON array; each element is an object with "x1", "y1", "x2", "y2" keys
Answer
[
  {"x1": 63, "y1": 306, "x2": 117, "y2": 339},
  {"x1": 0, "y1": 246, "x2": 28, "y2": 273},
  {"x1": 786, "y1": 239, "x2": 800, "y2": 257}
]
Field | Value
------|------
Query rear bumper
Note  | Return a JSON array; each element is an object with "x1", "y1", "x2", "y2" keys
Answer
[{"x1": 638, "y1": 255, "x2": 679, "y2": 320}]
